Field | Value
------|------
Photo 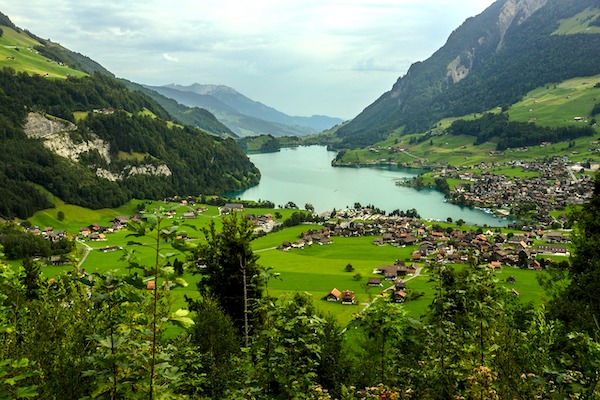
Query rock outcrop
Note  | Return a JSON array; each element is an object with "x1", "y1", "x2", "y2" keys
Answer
[{"x1": 23, "y1": 112, "x2": 172, "y2": 181}]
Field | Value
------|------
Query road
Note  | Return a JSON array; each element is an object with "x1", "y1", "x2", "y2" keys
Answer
[{"x1": 76, "y1": 239, "x2": 93, "y2": 268}]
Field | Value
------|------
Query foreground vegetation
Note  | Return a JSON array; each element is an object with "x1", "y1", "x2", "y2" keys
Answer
[{"x1": 1, "y1": 179, "x2": 599, "y2": 398}]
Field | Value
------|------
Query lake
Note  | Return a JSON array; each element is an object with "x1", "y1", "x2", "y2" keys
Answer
[{"x1": 227, "y1": 146, "x2": 508, "y2": 226}]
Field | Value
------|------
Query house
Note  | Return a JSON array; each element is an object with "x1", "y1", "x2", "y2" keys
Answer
[
  {"x1": 537, "y1": 244, "x2": 568, "y2": 255},
  {"x1": 49, "y1": 255, "x2": 69, "y2": 266},
  {"x1": 393, "y1": 290, "x2": 407, "y2": 303},
  {"x1": 182, "y1": 211, "x2": 196, "y2": 219},
  {"x1": 99, "y1": 246, "x2": 122, "y2": 253},
  {"x1": 367, "y1": 278, "x2": 383, "y2": 287},
  {"x1": 487, "y1": 261, "x2": 501, "y2": 270},
  {"x1": 341, "y1": 290, "x2": 355, "y2": 305},
  {"x1": 221, "y1": 203, "x2": 244, "y2": 214},
  {"x1": 394, "y1": 280, "x2": 406, "y2": 291},
  {"x1": 377, "y1": 265, "x2": 398, "y2": 280},
  {"x1": 325, "y1": 288, "x2": 342, "y2": 302},
  {"x1": 292, "y1": 240, "x2": 305, "y2": 249}
]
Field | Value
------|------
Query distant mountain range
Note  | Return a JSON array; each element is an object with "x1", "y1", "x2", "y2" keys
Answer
[
  {"x1": 333, "y1": 0, "x2": 600, "y2": 148},
  {"x1": 146, "y1": 83, "x2": 344, "y2": 137}
]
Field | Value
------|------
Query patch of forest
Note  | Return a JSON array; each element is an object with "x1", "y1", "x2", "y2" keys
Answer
[{"x1": 446, "y1": 112, "x2": 595, "y2": 150}]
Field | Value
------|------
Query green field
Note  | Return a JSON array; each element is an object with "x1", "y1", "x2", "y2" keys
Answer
[
  {"x1": 0, "y1": 27, "x2": 86, "y2": 78},
  {"x1": 335, "y1": 73, "x2": 600, "y2": 168},
  {"x1": 12, "y1": 199, "x2": 560, "y2": 328},
  {"x1": 553, "y1": 7, "x2": 600, "y2": 35}
]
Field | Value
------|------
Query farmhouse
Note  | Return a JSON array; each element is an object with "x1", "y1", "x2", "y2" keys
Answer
[
  {"x1": 367, "y1": 278, "x2": 383, "y2": 287},
  {"x1": 98, "y1": 246, "x2": 122, "y2": 253},
  {"x1": 341, "y1": 290, "x2": 355, "y2": 305},
  {"x1": 182, "y1": 211, "x2": 196, "y2": 219},
  {"x1": 537, "y1": 244, "x2": 568, "y2": 255},
  {"x1": 393, "y1": 290, "x2": 407, "y2": 303},
  {"x1": 221, "y1": 203, "x2": 244, "y2": 214},
  {"x1": 324, "y1": 288, "x2": 342, "y2": 302}
]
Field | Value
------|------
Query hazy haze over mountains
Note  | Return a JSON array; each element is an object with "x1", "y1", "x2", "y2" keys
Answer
[{"x1": 148, "y1": 83, "x2": 344, "y2": 137}]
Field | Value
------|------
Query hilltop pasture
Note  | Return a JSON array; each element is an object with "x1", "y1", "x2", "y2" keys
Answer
[{"x1": 0, "y1": 26, "x2": 86, "y2": 78}]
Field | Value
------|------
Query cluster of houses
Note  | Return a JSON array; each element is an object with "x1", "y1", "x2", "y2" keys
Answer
[
  {"x1": 78, "y1": 216, "x2": 135, "y2": 240},
  {"x1": 27, "y1": 225, "x2": 69, "y2": 242},
  {"x1": 324, "y1": 261, "x2": 417, "y2": 306},
  {"x1": 278, "y1": 228, "x2": 333, "y2": 250},
  {"x1": 439, "y1": 159, "x2": 596, "y2": 224},
  {"x1": 290, "y1": 210, "x2": 572, "y2": 305},
  {"x1": 325, "y1": 288, "x2": 356, "y2": 304}
]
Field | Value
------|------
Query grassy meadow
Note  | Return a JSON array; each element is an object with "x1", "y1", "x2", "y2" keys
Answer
[
  {"x1": 0, "y1": 27, "x2": 86, "y2": 78},
  {"x1": 10, "y1": 198, "x2": 559, "y2": 328}
]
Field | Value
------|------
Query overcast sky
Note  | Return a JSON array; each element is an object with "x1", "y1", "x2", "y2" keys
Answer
[{"x1": 1, "y1": 0, "x2": 496, "y2": 119}]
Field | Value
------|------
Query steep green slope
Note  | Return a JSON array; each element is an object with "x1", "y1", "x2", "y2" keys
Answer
[
  {"x1": 0, "y1": 25, "x2": 87, "y2": 79},
  {"x1": 0, "y1": 13, "x2": 260, "y2": 219},
  {"x1": 334, "y1": 0, "x2": 600, "y2": 149},
  {"x1": 333, "y1": 74, "x2": 600, "y2": 167}
]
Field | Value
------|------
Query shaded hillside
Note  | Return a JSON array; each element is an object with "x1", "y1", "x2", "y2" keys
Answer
[
  {"x1": 173, "y1": 83, "x2": 344, "y2": 131},
  {"x1": 335, "y1": 0, "x2": 600, "y2": 148}
]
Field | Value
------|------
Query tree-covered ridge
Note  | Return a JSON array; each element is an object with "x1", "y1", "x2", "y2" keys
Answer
[
  {"x1": 334, "y1": 0, "x2": 600, "y2": 149},
  {"x1": 0, "y1": 68, "x2": 260, "y2": 218},
  {"x1": 447, "y1": 112, "x2": 595, "y2": 150}
]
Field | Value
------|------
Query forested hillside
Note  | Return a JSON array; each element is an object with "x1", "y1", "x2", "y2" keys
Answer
[
  {"x1": 334, "y1": 0, "x2": 600, "y2": 148},
  {"x1": 0, "y1": 67, "x2": 259, "y2": 219}
]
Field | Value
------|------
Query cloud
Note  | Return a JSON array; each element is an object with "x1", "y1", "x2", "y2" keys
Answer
[
  {"x1": 0, "y1": 0, "x2": 497, "y2": 118},
  {"x1": 162, "y1": 53, "x2": 179, "y2": 62}
]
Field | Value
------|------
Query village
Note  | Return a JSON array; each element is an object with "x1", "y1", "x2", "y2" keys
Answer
[
  {"x1": 277, "y1": 206, "x2": 572, "y2": 307},
  {"x1": 437, "y1": 157, "x2": 597, "y2": 224}
]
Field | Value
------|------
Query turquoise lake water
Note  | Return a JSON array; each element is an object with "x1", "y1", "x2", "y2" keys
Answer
[{"x1": 228, "y1": 146, "x2": 509, "y2": 226}]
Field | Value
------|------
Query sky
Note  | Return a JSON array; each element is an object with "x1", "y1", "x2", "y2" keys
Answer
[{"x1": 1, "y1": 0, "x2": 496, "y2": 119}]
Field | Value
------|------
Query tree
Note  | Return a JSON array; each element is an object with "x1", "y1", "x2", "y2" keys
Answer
[
  {"x1": 19, "y1": 258, "x2": 41, "y2": 300},
  {"x1": 354, "y1": 298, "x2": 408, "y2": 386},
  {"x1": 57, "y1": 211, "x2": 65, "y2": 221},
  {"x1": 248, "y1": 292, "x2": 328, "y2": 398},
  {"x1": 547, "y1": 173, "x2": 600, "y2": 339},
  {"x1": 181, "y1": 296, "x2": 240, "y2": 398},
  {"x1": 344, "y1": 263, "x2": 354, "y2": 272},
  {"x1": 191, "y1": 211, "x2": 263, "y2": 340},
  {"x1": 304, "y1": 203, "x2": 314, "y2": 212}
]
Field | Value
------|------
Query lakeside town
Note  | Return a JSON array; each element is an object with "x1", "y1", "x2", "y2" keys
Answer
[{"x1": 408, "y1": 156, "x2": 597, "y2": 225}]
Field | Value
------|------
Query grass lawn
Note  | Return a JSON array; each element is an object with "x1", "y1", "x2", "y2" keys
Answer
[
  {"x1": 14, "y1": 198, "x2": 554, "y2": 330},
  {"x1": 0, "y1": 27, "x2": 86, "y2": 79}
]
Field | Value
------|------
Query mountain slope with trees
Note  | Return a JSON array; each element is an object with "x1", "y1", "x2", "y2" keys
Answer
[
  {"x1": 0, "y1": 14, "x2": 259, "y2": 219},
  {"x1": 333, "y1": 0, "x2": 600, "y2": 149}
]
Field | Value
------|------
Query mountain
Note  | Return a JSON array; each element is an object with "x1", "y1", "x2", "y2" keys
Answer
[
  {"x1": 334, "y1": 0, "x2": 600, "y2": 148},
  {"x1": 0, "y1": 14, "x2": 259, "y2": 219},
  {"x1": 148, "y1": 83, "x2": 344, "y2": 137}
]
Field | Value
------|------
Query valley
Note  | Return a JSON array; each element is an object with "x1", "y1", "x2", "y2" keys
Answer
[{"x1": 1, "y1": 1, "x2": 600, "y2": 397}]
